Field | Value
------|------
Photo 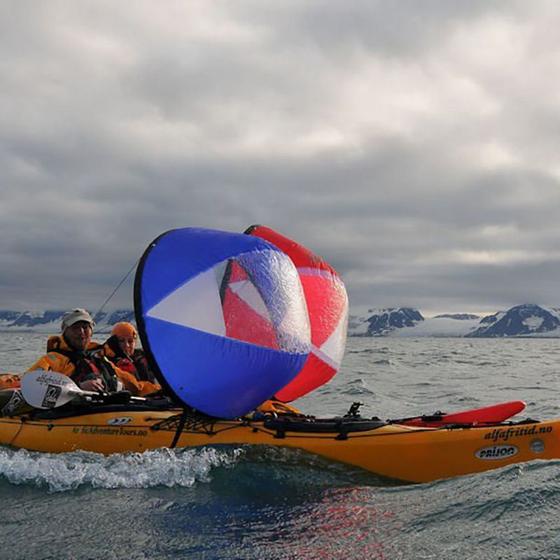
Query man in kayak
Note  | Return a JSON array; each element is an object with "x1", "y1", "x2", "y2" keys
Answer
[
  {"x1": 103, "y1": 322, "x2": 157, "y2": 383},
  {"x1": 26, "y1": 309, "x2": 160, "y2": 396}
]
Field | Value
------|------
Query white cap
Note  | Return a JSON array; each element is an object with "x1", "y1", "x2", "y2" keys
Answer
[{"x1": 61, "y1": 308, "x2": 95, "y2": 332}]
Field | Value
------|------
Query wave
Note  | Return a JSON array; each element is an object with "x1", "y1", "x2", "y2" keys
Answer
[
  {"x1": 0, "y1": 443, "x2": 390, "y2": 494},
  {"x1": 0, "y1": 446, "x2": 244, "y2": 493}
]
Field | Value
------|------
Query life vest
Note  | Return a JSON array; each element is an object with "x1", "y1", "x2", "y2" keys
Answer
[
  {"x1": 112, "y1": 353, "x2": 155, "y2": 382},
  {"x1": 47, "y1": 337, "x2": 120, "y2": 392},
  {"x1": 0, "y1": 374, "x2": 21, "y2": 390},
  {"x1": 103, "y1": 336, "x2": 157, "y2": 383}
]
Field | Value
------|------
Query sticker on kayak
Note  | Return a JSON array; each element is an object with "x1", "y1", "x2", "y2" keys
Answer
[
  {"x1": 1, "y1": 390, "x2": 24, "y2": 416},
  {"x1": 476, "y1": 445, "x2": 519, "y2": 460},
  {"x1": 107, "y1": 417, "x2": 133, "y2": 426}
]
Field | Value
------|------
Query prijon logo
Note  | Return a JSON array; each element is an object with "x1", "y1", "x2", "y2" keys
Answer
[
  {"x1": 107, "y1": 417, "x2": 133, "y2": 426},
  {"x1": 476, "y1": 445, "x2": 518, "y2": 460}
]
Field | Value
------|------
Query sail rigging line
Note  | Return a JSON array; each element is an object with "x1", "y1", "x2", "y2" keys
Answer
[
  {"x1": 169, "y1": 408, "x2": 190, "y2": 448},
  {"x1": 92, "y1": 258, "x2": 140, "y2": 323}
]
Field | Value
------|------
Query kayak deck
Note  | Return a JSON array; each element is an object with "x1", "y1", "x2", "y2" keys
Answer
[{"x1": 0, "y1": 404, "x2": 558, "y2": 483}]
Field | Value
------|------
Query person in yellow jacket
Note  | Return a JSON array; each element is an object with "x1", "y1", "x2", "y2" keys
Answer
[
  {"x1": 26, "y1": 308, "x2": 160, "y2": 397},
  {"x1": 103, "y1": 322, "x2": 157, "y2": 383}
]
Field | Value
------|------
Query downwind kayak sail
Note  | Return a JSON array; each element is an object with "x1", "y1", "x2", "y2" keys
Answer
[
  {"x1": 134, "y1": 227, "x2": 311, "y2": 418},
  {"x1": 245, "y1": 225, "x2": 348, "y2": 402}
]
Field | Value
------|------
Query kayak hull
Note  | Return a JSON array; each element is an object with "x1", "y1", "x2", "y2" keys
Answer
[{"x1": 1, "y1": 409, "x2": 559, "y2": 483}]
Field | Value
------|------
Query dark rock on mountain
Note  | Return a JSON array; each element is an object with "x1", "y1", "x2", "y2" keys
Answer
[
  {"x1": 479, "y1": 313, "x2": 499, "y2": 325},
  {"x1": 10, "y1": 310, "x2": 66, "y2": 327},
  {"x1": 96, "y1": 309, "x2": 135, "y2": 325},
  {"x1": 0, "y1": 311, "x2": 21, "y2": 322},
  {"x1": 433, "y1": 313, "x2": 480, "y2": 320},
  {"x1": 362, "y1": 307, "x2": 424, "y2": 336}
]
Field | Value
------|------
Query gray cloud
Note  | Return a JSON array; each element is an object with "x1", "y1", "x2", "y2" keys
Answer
[{"x1": 1, "y1": 1, "x2": 560, "y2": 315}]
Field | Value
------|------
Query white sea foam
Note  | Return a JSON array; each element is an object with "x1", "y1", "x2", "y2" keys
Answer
[{"x1": 0, "y1": 446, "x2": 244, "y2": 492}]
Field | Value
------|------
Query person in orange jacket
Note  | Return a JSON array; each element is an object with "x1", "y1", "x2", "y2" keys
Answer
[
  {"x1": 103, "y1": 322, "x2": 157, "y2": 383},
  {"x1": 26, "y1": 309, "x2": 160, "y2": 397}
]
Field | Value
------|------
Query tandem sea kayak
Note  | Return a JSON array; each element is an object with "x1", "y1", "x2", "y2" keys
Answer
[
  {"x1": 4, "y1": 227, "x2": 555, "y2": 485},
  {"x1": 0, "y1": 398, "x2": 557, "y2": 484}
]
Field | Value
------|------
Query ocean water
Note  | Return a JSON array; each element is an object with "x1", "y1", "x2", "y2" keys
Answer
[{"x1": 1, "y1": 333, "x2": 560, "y2": 560}]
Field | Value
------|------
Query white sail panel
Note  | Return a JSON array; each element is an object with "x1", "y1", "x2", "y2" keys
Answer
[
  {"x1": 146, "y1": 267, "x2": 226, "y2": 336},
  {"x1": 228, "y1": 280, "x2": 271, "y2": 321},
  {"x1": 317, "y1": 310, "x2": 348, "y2": 367}
]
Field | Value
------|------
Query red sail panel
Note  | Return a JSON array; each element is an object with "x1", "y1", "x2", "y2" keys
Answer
[
  {"x1": 279, "y1": 353, "x2": 336, "y2": 401},
  {"x1": 246, "y1": 225, "x2": 348, "y2": 401},
  {"x1": 222, "y1": 261, "x2": 280, "y2": 349},
  {"x1": 301, "y1": 273, "x2": 347, "y2": 347},
  {"x1": 246, "y1": 226, "x2": 331, "y2": 271}
]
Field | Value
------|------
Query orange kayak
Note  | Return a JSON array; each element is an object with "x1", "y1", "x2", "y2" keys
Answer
[{"x1": 0, "y1": 401, "x2": 558, "y2": 483}]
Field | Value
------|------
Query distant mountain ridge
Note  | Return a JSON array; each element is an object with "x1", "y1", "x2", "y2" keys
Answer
[
  {"x1": 2, "y1": 304, "x2": 560, "y2": 338},
  {"x1": 349, "y1": 304, "x2": 560, "y2": 338},
  {"x1": 0, "y1": 310, "x2": 135, "y2": 332}
]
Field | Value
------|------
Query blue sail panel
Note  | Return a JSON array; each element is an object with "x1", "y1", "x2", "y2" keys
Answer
[
  {"x1": 143, "y1": 317, "x2": 308, "y2": 418},
  {"x1": 135, "y1": 227, "x2": 311, "y2": 418},
  {"x1": 140, "y1": 227, "x2": 276, "y2": 311}
]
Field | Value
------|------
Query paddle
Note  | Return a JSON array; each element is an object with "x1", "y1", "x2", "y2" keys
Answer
[{"x1": 21, "y1": 370, "x2": 103, "y2": 409}]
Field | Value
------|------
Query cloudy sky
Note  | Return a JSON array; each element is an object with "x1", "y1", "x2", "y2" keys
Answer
[{"x1": 2, "y1": 0, "x2": 560, "y2": 316}]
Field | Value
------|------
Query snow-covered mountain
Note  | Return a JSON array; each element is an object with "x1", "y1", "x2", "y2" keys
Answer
[
  {"x1": 349, "y1": 308, "x2": 424, "y2": 336},
  {"x1": 467, "y1": 304, "x2": 560, "y2": 337},
  {"x1": 0, "y1": 309, "x2": 135, "y2": 333},
  {"x1": 348, "y1": 304, "x2": 560, "y2": 337},
  {"x1": 348, "y1": 307, "x2": 481, "y2": 337},
  {"x1": 2, "y1": 304, "x2": 560, "y2": 337}
]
